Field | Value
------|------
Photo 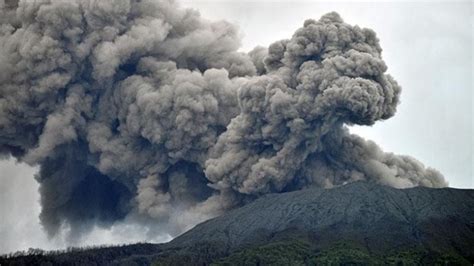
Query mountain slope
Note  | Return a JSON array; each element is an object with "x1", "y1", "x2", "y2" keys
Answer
[
  {"x1": 169, "y1": 181, "x2": 474, "y2": 261},
  {"x1": 2, "y1": 181, "x2": 473, "y2": 265}
]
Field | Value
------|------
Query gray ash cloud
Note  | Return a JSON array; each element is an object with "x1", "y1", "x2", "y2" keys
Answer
[{"x1": 0, "y1": 0, "x2": 446, "y2": 240}]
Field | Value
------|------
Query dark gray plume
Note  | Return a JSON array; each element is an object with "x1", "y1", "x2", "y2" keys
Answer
[{"x1": 0, "y1": 0, "x2": 446, "y2": 240}]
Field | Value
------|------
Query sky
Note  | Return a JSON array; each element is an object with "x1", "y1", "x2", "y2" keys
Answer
[{"x1": 0, "y1": 0, "x2": 472, "y2": 254}]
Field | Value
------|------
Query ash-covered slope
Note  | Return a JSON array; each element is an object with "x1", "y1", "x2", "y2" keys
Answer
[
  {"x1": 170, "y1": 181, "x2": 474, "y2": 259},
  {"x1": 2, "y1": 181, "x2": 473, "y2": 265}
]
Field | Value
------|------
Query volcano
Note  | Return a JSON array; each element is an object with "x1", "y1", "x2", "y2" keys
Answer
[{"x1": 3, "y1": 181, "x2": 473, "y2": 265}]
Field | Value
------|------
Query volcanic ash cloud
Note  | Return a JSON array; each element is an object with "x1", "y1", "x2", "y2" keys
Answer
[{"x1": 0, "y1": 0, "x2": 446, "y2": 239}]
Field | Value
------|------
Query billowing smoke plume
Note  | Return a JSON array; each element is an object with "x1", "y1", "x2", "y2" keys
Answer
[{"x1": 0, "y1": 0, "x2": 446, "y2": 240}]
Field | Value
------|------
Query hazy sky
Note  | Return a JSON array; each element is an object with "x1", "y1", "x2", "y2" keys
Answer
[{"x1": 0, "y1": 0, "x2": 472, "y2": 254}]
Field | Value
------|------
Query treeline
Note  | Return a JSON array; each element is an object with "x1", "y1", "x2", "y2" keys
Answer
[
  {"x1": 2, "y1": 243, "x2": 134, "y2": 258},
  {"x1": 0, "y1": 243, "x2": 163, "y2": 265},
  {"x1": 3, "y1": 238, "x2": 471, "y2": 265}
]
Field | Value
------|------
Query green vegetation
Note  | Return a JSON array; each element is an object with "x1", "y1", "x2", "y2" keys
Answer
[
  {"x1": 0, "y1": 243, "x2": 163, "y2": 265},
  {"x1": 308, "y1": 243, "x2": 382, "y2": 265},
  {"x1": 384, "y1": 250, "x2": 471, "y2": 266},
  {"x1": 211, "y1": 240, "x2": 379, "y2": 266},
  {"x1": 212, "y1": 239, "x2": 311, "y2": 266},
  {"x1": 207, "y1": 239, "x2": 471, "y2": 266},
  {"x1": 2, "y1": 239, "x2": 471, "y2": 265},
  {"x1": 153, "y1": 242, "x2": 228, "y2": 266}
]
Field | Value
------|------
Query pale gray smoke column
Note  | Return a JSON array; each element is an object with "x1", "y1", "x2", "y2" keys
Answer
[{"x1": 0, "y1": 0, "x2": 446, "y2": 240}]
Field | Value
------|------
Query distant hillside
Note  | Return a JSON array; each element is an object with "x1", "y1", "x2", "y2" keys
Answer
[{"x1": 2, "y1": 181, "x2": 474, "y2": 265}]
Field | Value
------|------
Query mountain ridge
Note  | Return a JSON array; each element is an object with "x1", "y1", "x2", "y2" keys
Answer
[
  {"x1": 170, "y1": 181, "x2": 474, "y2": 254},
  {"x1": 2, "y1": 181, "x2": 473, "y2": 265}
]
